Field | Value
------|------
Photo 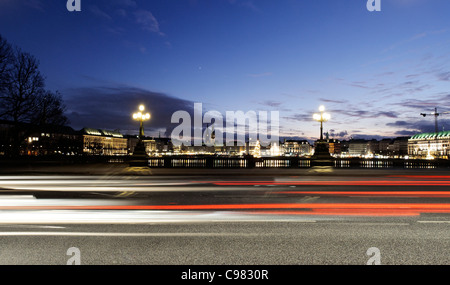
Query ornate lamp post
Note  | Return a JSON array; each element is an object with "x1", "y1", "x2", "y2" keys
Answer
[
  {"x1": 311, "y1": 105, "x2": 332, "y2": 165},
  {"x1": 313, "y1": 105, "x2": 330, "y2": 141},
  {"x1": 133, "y1": 104, "x2": 151, "y2": 139},
  {"x1": 130, "y1": 104, "x2": 151, "y2": 167}
]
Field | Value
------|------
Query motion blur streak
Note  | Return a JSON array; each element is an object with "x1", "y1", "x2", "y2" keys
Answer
[
  {"x1": 251, "y1": 210, "x2": 421, "y2": 217},
  {"x1": 2, "y1": 203, "x2": 450, "y2": 212},
  {"x1": 208, "y1": 181, "x2": 450, "y2": 186},
  {"x1": 386, "y1": 175, "x2": 450, "y2": 179},
  {"x1": 277, "y1": 191, "x2": 450, "y2": 197}
]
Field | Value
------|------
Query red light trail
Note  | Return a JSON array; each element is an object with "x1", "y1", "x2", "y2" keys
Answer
[
  {"x1": 194, "y1": 180, "x2": 450, "y2": 186},
  {"x1": 2, "y1": 203, "x2": 450, "y2": 216},
  {"x1": 277, "y1": 191, "x2": 450, "y2": 198}
]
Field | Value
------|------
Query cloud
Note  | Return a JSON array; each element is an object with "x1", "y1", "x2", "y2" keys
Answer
[
  {"x1": 377, "y1": 111, "x2": 398, "y2": 119},
  {"x1": 135, "y1": 9, "x2": 165, "y2": 36},
  {"x1": 87, "y1": 2, "x2": 167, "y2": 41},
  {"x1": 375, "y1": 71, "x2": 395, "y2": 77},
  {"x1": 328, "y1": 129, "x2": 349, "y2": 139},
  {"x1": 282, "y1": 114, "x2": 314, "y2": 123},
  {"x1": 319, "y1": 98, "x2": 348, "y2": 104},
  {"x1": 350, "y1": 134, "x2": 393, "y2": 141},
  {"x1": 332, "y1": 109, "x2": 398, "y2": 119},
  {"x1": 259, "y1": 100, "x2": 282, "y2": 108},
  {"x1": 89, "y1": 5, "x2": 113, "y2": 21},
  {"x1": 63, "y1": 84, "x2": 194, "y2": 136},
  {"x1": 386, "y1": 119, "x2": 450, "y2": 134},
  {"x1": 395, "y1": 130, "x2": 418, "y2": 136},
  {"x1": 349, "y1": 81, "x2": 369, "y2": 89},
  {"x1": 383, "y1": 29, "x2": 447, "y2": 52},
  {"x1": 395, "y1": 93, "x2": 450, "y2": 111},
  {"x1": 437, "y1": 71, "x2": 450, "y2": 81},
  {"x1": 386, "y1": 121, "x2": 410, "y2": 127}
]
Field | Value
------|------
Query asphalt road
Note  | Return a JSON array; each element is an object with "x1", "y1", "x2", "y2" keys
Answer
[
  {"x1": 0, "y1": 221, "x2": 449, "y2": 265},
  {"x1": 0, "y1": 165, "x2": 449, "y2": 265}
]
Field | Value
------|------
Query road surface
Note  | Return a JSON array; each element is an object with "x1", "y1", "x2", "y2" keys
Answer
[{"x1": 0, "y1": 165, "x2": 449, "y2": 265}]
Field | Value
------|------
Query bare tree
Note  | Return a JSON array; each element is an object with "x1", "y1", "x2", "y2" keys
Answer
[
  {"x1": 0, "y1": 46, "x2": 45, "y2": 156},
  {"x1": 0, "y1": 34, "x2": 13, "y2": 94},
  {"x1": 0, "y1": 49, "x2": 45, "y2": 123},
  {"x1": 0, "y1": 35, "x2": 70, "y2": 156},
  {"x1": 33, "y1": 90, "x2": 69, "y2": 126}
]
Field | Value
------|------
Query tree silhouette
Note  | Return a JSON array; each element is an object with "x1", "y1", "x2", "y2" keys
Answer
[
  {"x1": 0, "y1": 34, "x2": 69, "y2": 156},
  {"x1": 33, "y1": 90, "x2": 69, "y2": 126},
  {"x1": 0, "y1": 48, "x2": 45, "y2": 123},
  {"x1": 0, "y1": 35, "x2": 13, "y2": 98}
]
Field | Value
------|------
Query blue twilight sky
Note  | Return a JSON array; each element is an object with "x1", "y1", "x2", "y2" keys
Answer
[{"x1": 1, "y1": 0, "x2": 450, "y2": 140}]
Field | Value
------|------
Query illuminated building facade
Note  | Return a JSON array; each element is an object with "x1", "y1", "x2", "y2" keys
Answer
[
  {"x1": 82, "y1": 128, "x2": 127, "y2": 156},
  {"x1": 282, "y1": 140, "x2": 313, "y2": 156},
  {"x1": 408, "y1": 131, "x2": 450, "y2": 159},
  {"x1": 25, "y1": 125, "x2": 81, "y2": 156},
  {"x1": 325, "y1": 139, "x2": 341, "y2": 155},
  {"x1": 127, "y1": 136, "x2": 172, "y2": 155},
  {"x1": 0, "y1": 120, "x2": 82, "y2": 156},
  {"x1": 214, "y1": 142, "x2": 246, "y2": 156},
  {"x1": 343, "y1": 138, "x2": 409, "y2": 158}
]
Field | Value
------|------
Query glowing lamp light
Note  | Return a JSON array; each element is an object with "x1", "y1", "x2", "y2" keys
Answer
[
  {"x1": 133, "y1": 104, "x2": 151, "y2": 138},
  {"x1": 313, "y1": 105, "x2": 331, "y2": 141}
]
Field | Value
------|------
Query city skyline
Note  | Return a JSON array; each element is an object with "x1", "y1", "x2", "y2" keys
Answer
[{"x1": 1, "y1": 0, "x2": 449, "y2": 140}]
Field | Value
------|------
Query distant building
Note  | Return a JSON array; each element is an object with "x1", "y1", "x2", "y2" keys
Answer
[
  {"x1": 0, "y1": 120, "x2": 82, "y2": 156},
  {"x1": 282, "y1": 140, "x2": 312, "y2": 156},
  {"x1": 325, "y1": 138, "x2": 341, "y2": 155},
  {"x1": 408, "y1": 131, "x2": 450, "y2": 159},
  {"x1": 0, "y1": 120, "x2": 15, "y2": 155},
  {"x1": 25, "y1": 125, "x2": 82, "y2": 156},
  {"x1": 214, "y1": 141, "x2": 246, "y2": 156},
  {"x1": 311, "y1": 139, "x2": 341, "y2": 156},
  {"x1": 185, "y1": 145, "x2": 215, "y2": 154},
  {"x1": 81, "y1": 128, "x2": 127, "y2": 156},
  {"x1": 390, "y1": 137, "x2": 409, "y2": 157},
  {"x1": 378, "y1": 139, "x2": 392, "y2": 156},
  {"x1": 348, "y1": 139, "x2": 369, "y2": 157},
  {"x1": 343, "y1": 137, "x2": 409, "y2": 158},
  {"x1": 0, "y1": 120, "x2": 176, "y2": 157},
  {"x1": 340, "y1": 140, "x2": 350, "y2": 156},
  {"x1": 367, "y1": 139, "x2": 380, "y2": 156},
  {"x1": 375, "y1": 137, "x2": 409, "y2": 157},
  {"x1": 127, "y1": 136, "x2": 173, "y2": 155}
]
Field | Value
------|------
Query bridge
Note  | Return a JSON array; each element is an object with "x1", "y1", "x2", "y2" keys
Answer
[
  {"x1": 1, "y1": 155, "x2": 448, "y2": 169},
  {"x1": 145, "y1": 156, "x2": 450, "y2": 169}
]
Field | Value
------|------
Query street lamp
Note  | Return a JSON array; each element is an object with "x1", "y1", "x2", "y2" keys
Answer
[
  {"x1": 313, "y1": 105, "x2": 330, "y2": 141},
  {"x1": 133, "y1": 104, "x2": 151, "y2": 139}
]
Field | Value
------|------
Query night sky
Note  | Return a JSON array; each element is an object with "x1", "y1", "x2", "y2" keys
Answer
[{"x1": 1, "y1": 0, "x2": 449, "y2": 141}]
